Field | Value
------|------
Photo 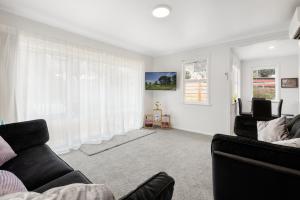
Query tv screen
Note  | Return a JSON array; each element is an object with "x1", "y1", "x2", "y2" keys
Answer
[{"x1": 145, "y1": 72, "x2": 176, "y2": 90}]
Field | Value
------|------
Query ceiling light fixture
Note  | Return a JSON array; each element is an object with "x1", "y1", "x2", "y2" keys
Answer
[
  {"x1": 152, "y1": 5, "x2": 171, "y2": 18},
  {"x1": 268, "y1": 45, "x2": 275, "y2": 50}
]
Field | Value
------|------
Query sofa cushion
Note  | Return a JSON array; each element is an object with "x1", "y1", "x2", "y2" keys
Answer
[
  {"x1": 293, "y1": 129, "x2": 300, "y2": 138},
  {"x1": 257, "y1": 117, "x2": 289, "y2": 142},
  {"x1": 286, "y1": 114, "x2": 300, "y2": 136},
  {"x1": 34, "y1": 171, "x2": 92, "y2": 193},
  {"x1": 0, "y1": 170, "x2": 27, "y2": 195},
  {"x1": 0, "y1": 136, "x2": 17, "y2": 166},
  {"x1": 2, "y1": 183, "x2": 115, "y2": 200},
  {"x1": 0, "y1": 145, "x2": 73, "y2": 190},
  {"x1": 273, "y1": 138, "x2": 300, "y2": 148}
]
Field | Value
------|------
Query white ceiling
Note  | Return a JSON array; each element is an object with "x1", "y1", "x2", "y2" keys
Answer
[
  {"x1": 0, "y1": 0, "x2": 300, "y2": 56},
  {"x1": 233, "y1": 39, "x2": 299, "y2": 60}
]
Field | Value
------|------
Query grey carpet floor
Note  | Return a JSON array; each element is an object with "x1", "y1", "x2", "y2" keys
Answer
[
  {"x1": 60, "y1": 129, "x2": 213, "y2": 200},
  {"x1": 80, "y1": 129, "x2": 156, "y2": 156}
]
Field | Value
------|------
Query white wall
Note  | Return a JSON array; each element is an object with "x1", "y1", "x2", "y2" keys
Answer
[
  {"x1": 230, "y1": 52, "x2": 241, "y2": 133},
  {"x1": 150, "y1": 32, "x2": 289, "y2": 135},
  {"x1": 0, "y1": 10, "x2": 154, "y2": 118},
  {"x1": 152, "y1": 46, "x2": 232, "y2": 135},
  {"x1": 1, "y1": 10, "x2": 294, "y2": 134},
  {"x1": 241, "y1": 55, "x2": 299, "y2": 115}
]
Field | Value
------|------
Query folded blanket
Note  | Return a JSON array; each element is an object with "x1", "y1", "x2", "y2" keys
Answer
[{"x1": 0, "y1": 183, "x2": 115, "y2": 200}]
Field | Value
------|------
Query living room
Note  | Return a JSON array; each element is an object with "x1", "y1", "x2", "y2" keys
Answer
[{"x1": 0, "y1": 1, "x2": 300, "y2": 200}]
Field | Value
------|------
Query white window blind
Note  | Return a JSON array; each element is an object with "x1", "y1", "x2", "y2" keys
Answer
[{"x1": 183, "y1": 58, "x2": 209, "y2": 104}]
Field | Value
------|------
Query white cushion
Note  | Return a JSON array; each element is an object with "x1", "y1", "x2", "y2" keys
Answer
[
  {"x1": 257, "y1": 117, "x2": 289, "y2": 142},
  {"x1": 272, "y1": 138, "x2": 300, "y2": 148},
  {"x1": 0, "y1": 136, "x2": 17, "y2": 166},
  {"x1": 0, "y1": 183, "x2": 115, "y2": 200},
  {"x1": 0, "y1": 170, "x2": 27, "y2": 196}
]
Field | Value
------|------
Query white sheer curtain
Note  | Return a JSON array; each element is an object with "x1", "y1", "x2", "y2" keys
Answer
[
  {"x1": 15, "y1": 33, "x2": 144, "y2": 153},
  {"x1": 0, "y1": 25, "x2": 18, "y2": 123}
]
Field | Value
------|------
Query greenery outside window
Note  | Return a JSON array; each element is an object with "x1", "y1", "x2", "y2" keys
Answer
[{"x1": 252, "y1": 67, "x2": 278, "y2": 100}]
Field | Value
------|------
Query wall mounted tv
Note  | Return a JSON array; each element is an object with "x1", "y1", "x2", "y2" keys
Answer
[{"x1": 145, "y1": 72, "x2": 176, "y2": 90}]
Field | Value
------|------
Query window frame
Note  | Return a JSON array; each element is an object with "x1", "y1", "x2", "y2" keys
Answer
[
  {"x1": 182, "y1": 57, "x2": 211, "y2": 106},
  {"x1": 251, "y1": 65, "x2": 280, "y2": 101},
  {"x1": 232, "y1": 64, "x2": 241, "y2": 103}
]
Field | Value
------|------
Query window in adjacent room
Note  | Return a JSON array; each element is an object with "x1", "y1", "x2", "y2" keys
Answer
[
  {"x1": 183, "y1": 58, "x2": 209, "y2": 105},
  {"x1": 232, "y1": 64, "x2": 240, "y2": 103},
  {"x1": 252, "y1": 67, "x2": 278, "y2": 100}
]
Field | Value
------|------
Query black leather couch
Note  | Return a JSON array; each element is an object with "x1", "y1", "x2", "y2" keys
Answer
[
  {"x1": 212, "y1": 116, "x2": 300, "y2": 200},
  {"x1": 234, "y1": 114, "x2": 300, "y2": 139},
  {"x1": 0, "y1": 119, "x2": 175, "y2": 200},
  {"x1": 234, "y1": 115, "x2": 258, "y2": 139}
]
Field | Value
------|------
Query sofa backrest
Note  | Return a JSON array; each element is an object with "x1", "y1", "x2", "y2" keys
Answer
[
  {"x1": 211, "y1": 134, "x2": 300, "y2": 200},
  {"x1": 287, "y1": 114, "x2": 300, "y2": 138},
  {"x1": 0, "y1": 119, "x2": 49, "y2": 153}
]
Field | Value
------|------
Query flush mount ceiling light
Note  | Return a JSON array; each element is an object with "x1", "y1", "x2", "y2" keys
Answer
[
  {"x1": 268, "y1": 45, "x2": 275, "y2": 50},
  {"x1": 152, "y1": 5, "x2": 171, "y2": 18}
]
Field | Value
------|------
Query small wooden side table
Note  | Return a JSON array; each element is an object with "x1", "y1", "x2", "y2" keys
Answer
[
  {"x1": 144, "y1": 114, "x2": 154, "y2": 128},
  {"x1": 144, "y1": 113, "x2": 171, "y2": 129},
  {"x1": 161, "y1": 115, "x2": 171, "y2": 129},
  {"x1": 153, "y1": 109, "x2": 162, "y2": 128}
]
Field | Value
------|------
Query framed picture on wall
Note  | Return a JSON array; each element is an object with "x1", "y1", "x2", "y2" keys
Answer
[{"x1": 281, "y1": 78, "x2": 298, "y2": 88}]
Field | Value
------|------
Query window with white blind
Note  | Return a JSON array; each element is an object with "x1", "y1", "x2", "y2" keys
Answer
[{"x1": 183, "y1": 59, "x2": 209, "y2": 105}]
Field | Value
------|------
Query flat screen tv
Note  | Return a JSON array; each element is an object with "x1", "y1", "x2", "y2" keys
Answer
[{"x1": 145, "y1": 72, "x2": 176, "y2": 90}]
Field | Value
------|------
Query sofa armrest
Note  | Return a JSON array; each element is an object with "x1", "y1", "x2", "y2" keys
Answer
[
  {"x1": 234, "y1": 115, "x2": 257, "y2": 139},
  {"x1": 34, "y1": 171, "x2": 92, "y2": 193},
  {"x1": 0, "y1": 119, "x2": 49, "y2": 153},
  {"x1": 212, "y1": 134, "x2": 300, "y2": 200},
  {"x1": 119, "y1": 172, "x2": 175, "y2": 200},
  {"x1": 212, "y1": 134, "x2": 300, "y2": 170}
]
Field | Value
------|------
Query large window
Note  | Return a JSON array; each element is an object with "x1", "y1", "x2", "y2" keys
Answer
[
  {"x1": 15, "y1": 33, "x2": 144, "y2": 153},
  {"x1": 183, "y1": 59, "x2": 209, "y2": 104},
  {"x1": 252, "y1": 67, "x2": 277, "y2": 100}
]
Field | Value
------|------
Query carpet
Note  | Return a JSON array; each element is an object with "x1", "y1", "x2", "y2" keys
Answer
[
  {"x1": 80, "y1": 129, "x2": 156, "y2": 156},
  {"x1": 61, "y1": 129, "x2": 213, "y2": 200}
]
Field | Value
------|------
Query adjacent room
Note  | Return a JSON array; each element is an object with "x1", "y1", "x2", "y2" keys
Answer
[{"x1": 0, "y1": 1, "x2": 300, "y2": 200}]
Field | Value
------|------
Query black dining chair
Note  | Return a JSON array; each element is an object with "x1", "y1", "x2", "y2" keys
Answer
[
  {"x1": 252, "y1": 99, "x2": 272, "y2": 121},
  {"x1": 272, "y1": 99, "x2": 283, "y2": 118},
  {"x1": 251, "y1": 97, "x2": 265, "y2": 113},
  {"x1": 237, "y1": 98, "x2": 252, "y2": 117}
]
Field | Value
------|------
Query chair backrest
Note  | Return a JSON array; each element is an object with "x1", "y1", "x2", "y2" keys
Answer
[
  {"x1": 252, "y1": 99, "x2": 272, "y2": 121},
  {"x1": 237, "y1": 98, "x2": 242, "y2": 115},
  {"x1": 277, "y1": 99, "x2": 283, "y2": 117},
  {"x1": 251, "y1": 97, "x2": 265, "y2": 112}
]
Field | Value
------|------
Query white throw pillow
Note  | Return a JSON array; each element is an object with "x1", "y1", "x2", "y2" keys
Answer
[
  {"x1": 0, "y1": 136, "x2": 17, "y2": 166},
  {"x1": 0, "y1": 183, "x2": 115, "y2": 200},
  {"x1": 272, "y1": 138, "x2": 300, "y2": 148},
  {"x1": 0, "y1": 170, "x2": 27, "y2": 196},
  {"x1": 257, "y1": 117, "x2": 289, "y2": 142}
]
